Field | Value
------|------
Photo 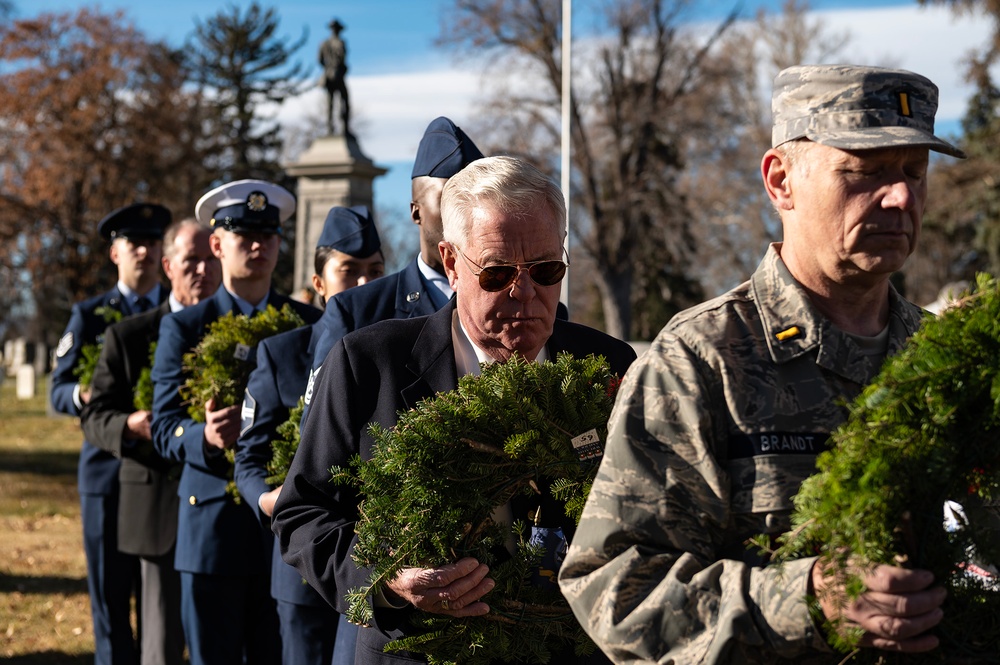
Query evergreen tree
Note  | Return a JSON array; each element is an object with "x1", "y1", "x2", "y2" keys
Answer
[
  {"x1": 183, "y1": 3, "x2": 308, "y2": 293},
  {"x1": 184, "y1": 2, "x2": 307, "y2": 184}
]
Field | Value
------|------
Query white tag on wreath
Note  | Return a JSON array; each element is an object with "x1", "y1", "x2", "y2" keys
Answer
[
  {"x1": 572, "y1": 428, "x2": 602, "y2": 460},
  {"x1": 233, "y1": 343, "x2": 252, "y2": 361}
]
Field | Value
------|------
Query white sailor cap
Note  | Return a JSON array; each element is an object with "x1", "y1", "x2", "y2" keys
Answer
[{"x1": 195, "y1": 179, "x2": 296, "y2": 234}]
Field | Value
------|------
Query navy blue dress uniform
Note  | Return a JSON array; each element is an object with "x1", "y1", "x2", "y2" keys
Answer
[
  {"x1": 308, "y1": 116, "x2": 485, "y2": 378},
  {"x1": 81, "y1": 299, "x2": 185, "y2": 665},
  {"x1": 150, "y1": 180, "x2": 321, "y2": 665},
  {"x1": 234, "y1": 205, "x2": 381, "y2": 665},
  {"x1": 50, "y1": 203, "x2": 170, "y2": 665},
  {"x1": 272, "y1": 301, "x2": 637, "y2": 665},
  {"x1": 236, "y1": 328, "x2": 338, "y2": 664},
  {"x1": 309, "y1": 256, "x2": 437, "y2": 376}
]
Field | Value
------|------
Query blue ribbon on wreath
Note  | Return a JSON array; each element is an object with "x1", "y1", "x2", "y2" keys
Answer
[{"x1": 528, "y1": 525, "x2": 568, "y2": 591}]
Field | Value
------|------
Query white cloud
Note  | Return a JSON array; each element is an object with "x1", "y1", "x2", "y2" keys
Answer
[
  {"x1": 312, "y1": 4, "x2": 984, "y2": 155},
  {"x1": 277, "y1": 71, "x2": 485, "y2": 164},
  {"x1": 812, "y1": 4, "x2": 989, "y2": 122},
  {"x1": 278, "y1": 3, "x2": 991, "y2": 179}
]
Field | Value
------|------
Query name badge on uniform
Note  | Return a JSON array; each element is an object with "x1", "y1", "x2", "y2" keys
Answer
[{"x1": 729, "y1": 432, "x2": 830, "y2": 459}]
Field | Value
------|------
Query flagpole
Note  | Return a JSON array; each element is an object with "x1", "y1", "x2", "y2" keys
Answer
[{"x1": 560, "y1": 0, "x2": 572, "y2": 313}]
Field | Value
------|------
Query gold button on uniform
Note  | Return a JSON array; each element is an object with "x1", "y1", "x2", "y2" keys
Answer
[
  {"x1": 175, "y1": 426, "x2": 185, "y2": 437},
  {"x1": 189, "y1": 496, "x2": 197, "y2": 506}
]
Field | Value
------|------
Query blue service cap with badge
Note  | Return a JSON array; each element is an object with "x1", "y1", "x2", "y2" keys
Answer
[
  {"x1": 195, "y1": 179, "x2": 296, "y2": 234},
  {"x1": 98, "y1": 203, "x2": 171, "y2": 241},
  {"x1": 411, "y1": 117, "x2": 485, "y2": 179},
  {"x1": 317, "y1": 205, "x2": 382, "y2": 257}
]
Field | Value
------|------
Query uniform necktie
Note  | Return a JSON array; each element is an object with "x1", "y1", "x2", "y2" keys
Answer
[{"x1": 135, "y1": 296, "x2": 152, "y2": 314}]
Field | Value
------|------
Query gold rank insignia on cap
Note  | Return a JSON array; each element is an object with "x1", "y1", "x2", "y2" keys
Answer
[
  {"x1": 775, "y1": 326, "x2": 802, "y2": 342},
  {"x1": 141, "y1": 206, "x2": 153, "y2": 218},
  {"x1": 247, "y1": 191, "x2": 268, "y2": 212},
  {"x1": 899, "y1": 92, "x2": 911, "y2": 117},
  {"x1": 174, "y1": 425, "x2": 185, "y2": 437}
]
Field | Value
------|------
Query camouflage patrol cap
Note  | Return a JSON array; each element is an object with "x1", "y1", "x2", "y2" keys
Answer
[{"x1": 772, "y1": 64, "x2": 965, "y2": 158}]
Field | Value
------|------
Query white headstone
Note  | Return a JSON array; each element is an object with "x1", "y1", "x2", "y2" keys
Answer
[
  {"x1": 10, "y1": 338, "x2": 27, "y2": 376},
  {"x1": 16, "y1": 364, "x2": 35, "y2": 399}
]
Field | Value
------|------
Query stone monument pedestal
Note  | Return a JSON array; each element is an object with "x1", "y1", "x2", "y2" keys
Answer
[{"x1": 284, "y1": 133, "x2": 387, "y2": 294}]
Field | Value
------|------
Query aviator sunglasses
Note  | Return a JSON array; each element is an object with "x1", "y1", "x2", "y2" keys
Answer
[{"x1": 452, "y1": 244, "x2": 569, "y2": 292}]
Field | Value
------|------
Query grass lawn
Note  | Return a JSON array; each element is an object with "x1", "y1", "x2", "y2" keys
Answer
[{"x1": 0, "y1": 377, "x2": 95, "y2": 663}]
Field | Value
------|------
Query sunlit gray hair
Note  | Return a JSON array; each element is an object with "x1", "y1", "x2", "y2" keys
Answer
[
  {"x1": 441, "y1": 155, "x2": 566, "y2": 248},
  {"x1": 163, "y1": 218, "x2": 210, "y2": 259}
]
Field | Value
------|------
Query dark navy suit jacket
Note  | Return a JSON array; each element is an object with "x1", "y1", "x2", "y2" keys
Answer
[
  {"x1": 52, "y1": 286, "x2": 166, "y2": 495},
  {"x1": 151, "y1": 287, "x2": 320, "y2": 575},
  {"x1": 272, "y1": 301, "x2": 635, "y2": 664},
  {"x1": 234, "y1": 325, "x2": 329, "y2": 606}
]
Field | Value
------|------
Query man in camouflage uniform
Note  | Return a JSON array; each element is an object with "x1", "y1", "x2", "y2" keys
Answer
[{"x1": 558, "y1": 64, "x2": 966, "y2": 663}]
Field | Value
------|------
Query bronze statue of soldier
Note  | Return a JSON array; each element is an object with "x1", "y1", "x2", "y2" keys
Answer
[{"x1": 319, "y1": 19, "x2": 350, "y2": 136}]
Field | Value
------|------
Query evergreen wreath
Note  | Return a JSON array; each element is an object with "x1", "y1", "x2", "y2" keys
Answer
[
  {"x1": 763, "y1": 274, "x2": 1000, "y2": 664},
  {"x1": 133, "y1": 341, "x2": 157, "y2": 412},
  {"x1": 332, "y1": 352, "x2": 623, "y2": 665},
  {"x1": 265, "y1": 396, "x2": 304, "y2": 487},
  {"x1": 179, "y1": 304, "x2": 306, "y2": 501},
  {"x1": 73, "y1": 306, "x2": 123, "y2": 391}
]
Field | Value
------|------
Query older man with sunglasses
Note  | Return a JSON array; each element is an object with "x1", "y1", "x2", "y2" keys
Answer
[{"x1": 272, "y1": 155, "x2": 636, "y2": 665}]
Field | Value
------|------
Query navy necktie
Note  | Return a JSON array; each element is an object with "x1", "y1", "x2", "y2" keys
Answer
[{"x1": 135, "y1": 296, "x2": 152, "y2": 314}]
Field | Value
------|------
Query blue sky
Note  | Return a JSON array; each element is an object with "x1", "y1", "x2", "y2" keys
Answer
[
  {"x1": 22, "y1": 1, "x2": 925, "y2": 76},
  {"x1": 17, "y1": 0, "x2": 989, "y2": 251}
]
